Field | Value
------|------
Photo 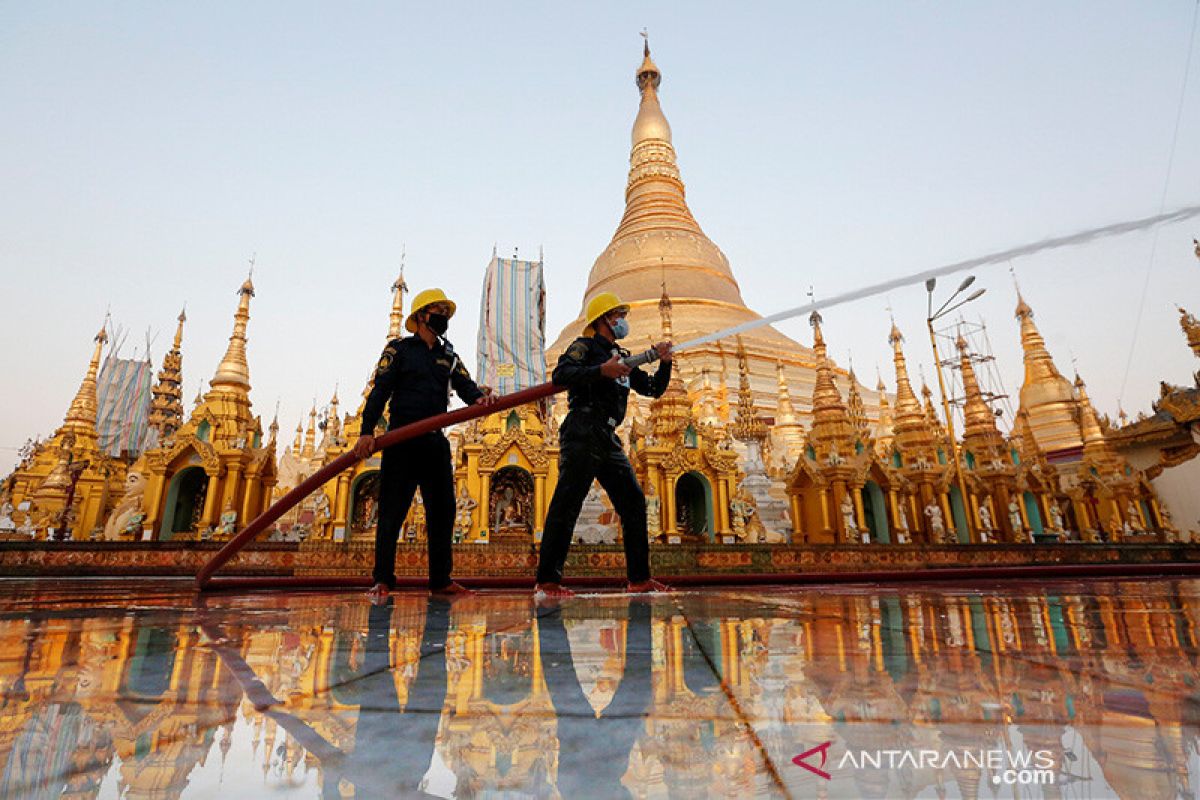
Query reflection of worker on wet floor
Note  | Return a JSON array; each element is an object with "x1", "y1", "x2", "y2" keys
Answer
[
  {"x1": 538, "y1": 597, "x2": 653, "y2": 797},
  {"x1": 345, "y1": 596, "x2": 451, "y2": 799}
]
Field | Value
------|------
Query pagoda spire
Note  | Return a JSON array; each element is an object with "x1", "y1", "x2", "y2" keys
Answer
[
  {"x1": 60, "y1": 320, "x2": 109, "y2": 444},
  {"x1": 1013, "y1": 290, "x2": 1082, "y2": 453},
  {"x1": 957, "y1": 335, "x2": 998, "y2": 440},
  {"x1": 809, "y1": 313, "x2": 850, "y2": 427},
  {"x1": 776, "y1": 360, "x2": 799, "y2": 426},
  {"x1": 847, "y1": 367, "x2": 869, "y2": 432},
  {"x1": 148, "y1": 308, "x2": 187, "y2": 443},
  {"x1": 211, "y1": 275, "x2": 255, "y2": 392},
  {"x1": 888, "y1": 323, "x2": 924, "y2": 433},
  {"x1": 875, "y1": 371, "x2": 895, "y2": 454},
  {"x1": 388, "y1": 255, "x2": 408, "y2": 340},
  {"x1": 732, "y1": 337, "x2": 768, "y2": 442}
]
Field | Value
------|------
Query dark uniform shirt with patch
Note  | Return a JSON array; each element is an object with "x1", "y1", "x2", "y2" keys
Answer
[
  {"x1": 361, "y1": 336, "x2": 484, "y2": 434},
  {"x1": 552, "y1": 334, "x2": 672, "y2": 424}
]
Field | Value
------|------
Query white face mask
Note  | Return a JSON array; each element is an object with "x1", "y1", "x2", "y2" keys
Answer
[{"x1": 610, "y1": 317, "x2": 630, "y2": 339}]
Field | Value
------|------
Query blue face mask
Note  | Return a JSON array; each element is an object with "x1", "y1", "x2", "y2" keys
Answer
[{"x1": 610, "y1": 317, "x2": 630, "y2": 339}]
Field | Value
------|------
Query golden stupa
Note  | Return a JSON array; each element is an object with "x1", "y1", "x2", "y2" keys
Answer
[{"x1": 547, "y1": 43, "x2": 865, "y2": 416}]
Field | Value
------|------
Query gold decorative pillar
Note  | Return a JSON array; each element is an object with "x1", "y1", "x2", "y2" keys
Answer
[
  {"x1": 790, "y1": 494, "x2": 803, "y2": 540},
  {"x1": 664, "y1": 473, "x2": 677, "y2": 535},
  {"x1": 534, "y1": 474, "x2": 546, "y2": 532},
  {"x1": 715, "y1": 478, "x2": 730, "y2": 536},
  {"x1": 819, "y1": 487, "x2": 832, "y2": 534},
  {"x1": 199, "y1": 473, "x2": 220, "y2": 528}
]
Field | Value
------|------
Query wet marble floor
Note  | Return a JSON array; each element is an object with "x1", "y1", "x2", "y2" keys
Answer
[{"x1": 1, "y1": 578, "x2": 1199, "y2": 799}]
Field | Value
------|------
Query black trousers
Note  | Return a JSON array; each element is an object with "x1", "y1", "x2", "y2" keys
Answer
[
  {"x1": 540, "y1": 598, "x2": 651, "y2": 798},
  {"x1": 373, "y1": 432, "x2": 455, "y2": 588},
  {"x1": 537, "y1": 412, "x2": 651, "y2": 584},
  {"x1": 347, "y1": 597, "x2": 450, "y2": 799}
]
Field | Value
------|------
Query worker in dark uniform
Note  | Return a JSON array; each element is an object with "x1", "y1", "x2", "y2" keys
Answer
[
  {"x1": 354, "y1": 288, "x2": 496, "y2": 599},
  {"x1": 535, "y1": 291, "x2": 673, "y2": 597}
]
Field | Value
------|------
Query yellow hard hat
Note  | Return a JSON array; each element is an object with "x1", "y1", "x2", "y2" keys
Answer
[
  {"x1": 405, "y1": 288, "x2": 457, "y2": 333},
  {"x1": 582, "y1": 292, "x2": 629, "y2": 335}
]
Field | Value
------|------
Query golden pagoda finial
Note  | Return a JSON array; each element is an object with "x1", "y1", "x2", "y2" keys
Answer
[
  {"x1": 210, "y1": 271, "x2": 255, "y2": 391},
  {"x1": 776, "y1": 360, "x2": 799, "y2": 425},
  {"x1": 147, "y1": 306, "x2": 187, "y2": 443},
  {"x1": 61, "y1": 320, "x2": 109, "y2": 439},
  {"x1": 1074, "y1": 373, "x2": 1106, "y2": 445},
  {"x1": 300, "y1": 405, "x2": 317, "y2": 459},
  {"x1": 268, "y1": 403, "x2": 279, "y2": 443},
  {"x1": 806, "y1": 311, "x2": 856, "y2": 460},
  {"x1": 888, "y1": 322, "x2": 922, "y2": 424},
  {"x1": 847, "y1": 368, "x2": 869, "y2": 431},
  {"x1": 292, "y1": 422, "x2": 302, "y2": 452},
  {"x1": 957, "y1": 335, "x2": 998, "y2": 439},
  {"x1": 388, "y1": 250, "x2": 408, "y2": 340},
  {"x1": 1012, "y1": 287, "x2": 1083, "y2": 453},
  {"x1": 173, "y1": 306, "x2": 186, "y2": 349},
  {"x1": 732, "y1": 336, "x2": 768, "y2": 442}
]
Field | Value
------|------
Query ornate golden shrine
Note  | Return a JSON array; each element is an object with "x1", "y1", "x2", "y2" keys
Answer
[{"x1": 132, "y1": 276, "x2": 276, "y2": 541}]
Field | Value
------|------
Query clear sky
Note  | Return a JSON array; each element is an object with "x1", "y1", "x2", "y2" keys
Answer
[{"x1": 2, "y1": 2, "x2": 1198, "y2": 475}]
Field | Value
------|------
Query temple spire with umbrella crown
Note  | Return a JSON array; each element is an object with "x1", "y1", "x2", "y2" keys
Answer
[
  {"x1": 148, "y1": 308, "x2": 187, "y2": 442},
  {"x1": 957, "y1": 335, "x2": 1000, "y2": 441},
  {"x1": 211, "y1": 274, "x2": 255, "y2": 392},
  {"x1": 61, "y1": 321, "x2": 109, "y2": 444},
  {"x1": 1013, "y1": 289, "x2": 1083, "y2": 454},
  {"x1": 875, "y1": 371, "x2": 895, "y2": 454},
  {"x1": 888, "y1": 323, "x2": 924, "y2": 431},
  {"x1": 809, "y1": 314, "x2": 850, "y2": 427},
  {"x1": 388, "y1": 255, "x2": 408, "y2": 340},
  {"x1": 847, "y1": 367, "x2": 869, "y2": 432}
]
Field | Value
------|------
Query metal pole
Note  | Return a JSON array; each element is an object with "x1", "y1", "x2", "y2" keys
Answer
[{"x1": 927, "y1": 318, "x2": 974, "y2": 543}]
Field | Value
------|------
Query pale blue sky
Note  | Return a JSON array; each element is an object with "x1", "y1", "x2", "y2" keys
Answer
[{"x1": 2, "y1": 2, "x2": 1198, "y2": 474}]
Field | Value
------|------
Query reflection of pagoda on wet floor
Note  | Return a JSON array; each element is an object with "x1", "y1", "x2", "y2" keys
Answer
[{"x1": 2, "y1": 579, "x2": 1200, "y2": 797}]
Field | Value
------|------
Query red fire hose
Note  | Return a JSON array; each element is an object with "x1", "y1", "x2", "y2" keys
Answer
[{"x1": 195, "y1": 381, "x2": 561, "y2": 589}]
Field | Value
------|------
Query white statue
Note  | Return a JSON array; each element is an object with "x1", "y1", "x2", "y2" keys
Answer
[
  {"x1": 978, "y1": 502, "x2": 994, "y2": 537},
  {"x1": 454, "y1": 485, "x2": 477, "y2": 541},
  {"x1": 18, "y1": 514, "x2": 35, "y2": 538},
  {"x1": 841, "y1": 494, "x2": 858, "y2": 536},
  {"x1": 827, "y1": 445, "x2": 844, "y2": 466},
  {"x1": 925, "y1": 502, "x2": 946, "y2": 542},
  {"x1": 219, "y1": 505, "x2": 237, "y2": 538},
  {"x1": 103, "y1": 471, "x2": 147, "y2": 540},
  {"x1": 1048, "y1": 501, "x2": 1065, "y2": 532},
  {"x1": 1008, "y1": 499, "x2": 1024, "y2": 537},
  {"x1": 646, "y1": 483, "x2": 662, "y2": 538},
  {"x1": 0, "y1": 501, "x2": 15, "y2": 532},
  {"x1": 1125, "y1": 500, "x2": 1143, "y2": 532},
  {"x1": 896, "y1": 502, "x2": 910, "y2": 544}
]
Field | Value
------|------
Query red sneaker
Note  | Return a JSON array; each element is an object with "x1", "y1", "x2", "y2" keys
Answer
[{"x1": 626, "y1": 579, "x2": 671, "y2": 594}]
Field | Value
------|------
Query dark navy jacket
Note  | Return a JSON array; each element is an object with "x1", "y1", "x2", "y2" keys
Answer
[
  {"x1": 361, "y1": 335, "x2": 483, "y2": 433},
  {"x1": 552, "y1": 334, "x2": 672, "y2": 427}
]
